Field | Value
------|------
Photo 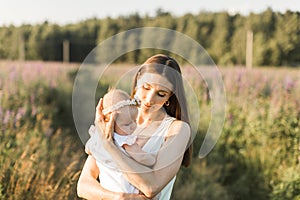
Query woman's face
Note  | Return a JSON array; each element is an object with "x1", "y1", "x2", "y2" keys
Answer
[{"x1": 135, "y1": 73, "x2": 172, "y2": 113}]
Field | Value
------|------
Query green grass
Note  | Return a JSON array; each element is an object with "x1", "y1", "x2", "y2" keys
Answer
[{"x1": 0, "y1": 61, "x2": 299, "y2": 199}]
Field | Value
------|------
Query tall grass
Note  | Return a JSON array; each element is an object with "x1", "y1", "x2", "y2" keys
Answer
[
  {"x1": 0, "y1": 61, "x2": 85, "y2": 199},
  {"x1": 0, "y1": 61, "x2": 299, "y2": 199},
  {"x1": 173, "y1": 67, "x2": 300, "y2": 200}
]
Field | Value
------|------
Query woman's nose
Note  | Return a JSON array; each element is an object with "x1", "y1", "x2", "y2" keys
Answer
[{"x1": 145, "y1": 91, "x2": 155, "y2": 104}]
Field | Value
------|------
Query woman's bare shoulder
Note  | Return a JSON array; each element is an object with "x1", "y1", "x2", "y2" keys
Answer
[{"x1": 167, "y1": 120, "x2": 191, "y2": 137}]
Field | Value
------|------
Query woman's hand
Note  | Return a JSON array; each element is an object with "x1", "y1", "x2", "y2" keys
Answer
[
  {"x1": 95, "y1": 98, "x2": 115, "y2": 141},
  {"x1": 119, "y1": 193, "x2": 150, "y2": 200}
]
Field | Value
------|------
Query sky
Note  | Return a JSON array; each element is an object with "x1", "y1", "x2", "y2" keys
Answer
[{"x1": 1, "y1": 0, "x2": 299, "y2": 26}]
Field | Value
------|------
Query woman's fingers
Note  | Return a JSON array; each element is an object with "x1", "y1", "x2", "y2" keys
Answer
[
  {"x1": 120, "y1": 193, "x2": 149, "y2": 200},
  {"x1": 95, "y1": 98, "x2": 115, "y2": 141},
  {"x1": 105, "y1": 112, "x2": 116, "y2": 140},
  {"x1": 95, "y1": 98, "x2": 108, "y2": 139},
  {"x1": 98, "y1": 98, "x2": 104, "y2": 110},
  {"x1": 95, "y1": 98, "x2": 104, "y2": 123}
]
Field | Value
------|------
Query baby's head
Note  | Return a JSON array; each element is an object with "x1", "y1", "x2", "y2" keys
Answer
[{"x1": 102, "y1": 89, "x2": 138, "y2": 135}]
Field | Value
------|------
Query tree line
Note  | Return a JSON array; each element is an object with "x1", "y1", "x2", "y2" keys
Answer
[{"x1": 0, "y1": 8, "x2": 299, "y2": 66}]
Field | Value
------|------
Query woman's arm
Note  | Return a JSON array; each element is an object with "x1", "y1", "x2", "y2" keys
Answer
[
  {"x1": 77, "y1": 155, "x2": 149, "y2": 200},
  {"x1": 102, "y1": 121, "x2": 191, "y2": 198},
  {"x1": 123, "y1": 143, "x2": 156, "y2": 167},
  {"x1": 77, "y1": 155, "x2": 122, "y2": 200}
]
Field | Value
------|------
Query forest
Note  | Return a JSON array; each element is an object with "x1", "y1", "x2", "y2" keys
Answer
[{"x1": 0, "y1": 8, "x2": 299, "y2": 66}]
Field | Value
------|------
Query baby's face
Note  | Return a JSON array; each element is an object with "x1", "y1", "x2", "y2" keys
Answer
[{"x1": 114, "y1": 106, "x2": 138, "y2": 135}]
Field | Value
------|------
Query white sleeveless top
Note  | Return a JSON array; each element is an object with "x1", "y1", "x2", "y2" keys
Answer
[{"x1": 141, "y1": 115, "x2": 176, "y2": 200}]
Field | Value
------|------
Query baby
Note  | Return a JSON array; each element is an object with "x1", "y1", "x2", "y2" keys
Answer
[{"x1": 85, "y1": 89, "x2": 157, "y2": 195}]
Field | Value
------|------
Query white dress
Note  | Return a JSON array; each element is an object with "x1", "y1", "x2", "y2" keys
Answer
[
  {"x1": 85, "y1": 115, "x2": 177, "y2": 199},
  {"x1": 141, "y1": 116, "x2": 176, "y2": 200}
]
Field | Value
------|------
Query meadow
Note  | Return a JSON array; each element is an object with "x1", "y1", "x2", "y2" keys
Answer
[{"x1": 0, "y1": 61, "x2": 299, "y2": 199}]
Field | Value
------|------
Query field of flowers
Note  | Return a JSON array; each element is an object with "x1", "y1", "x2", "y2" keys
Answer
[
  {"x1": 0, "y1": 61, "x2": 299, "y2": 199},
  {"x1": 0, "y1": 61, "x2": 85, "y2": 199},
  {"x1": 173, "y1": 67, "x2": 300, "y2": 200}
]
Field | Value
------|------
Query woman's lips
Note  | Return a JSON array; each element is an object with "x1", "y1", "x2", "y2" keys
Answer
[{"x1": 142, "y1": 103, "x2": 151, "y2": 109}]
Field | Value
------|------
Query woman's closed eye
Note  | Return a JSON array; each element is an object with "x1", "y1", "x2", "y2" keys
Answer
[
  {"x1": 157, "y1": 93, "x2": 166, "y2": 97},
  {"x1": 143, "y1": 83, "x2": 168, "y2": 97}
]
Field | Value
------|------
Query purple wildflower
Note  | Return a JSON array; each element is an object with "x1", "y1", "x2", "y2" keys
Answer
[
  {"x1": 3, "y1": 110, "x2": 12, "y2": 125},
  {"x1": 15, "y1": 107, "x2": 26, "y2": 121},
  {"x1": 30, "y1": 94, "x2": 35, "y2": 105},
  {"x1": 31, "y1": 105, "x2": 37, "y2": 117},
  {"x1": 284, "y1": 76, "x2": 295, "y2": 92}
]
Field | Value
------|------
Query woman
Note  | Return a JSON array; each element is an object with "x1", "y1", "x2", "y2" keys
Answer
[{"x1": 77, "y1": 54, "x2": 192, "y2": 199}]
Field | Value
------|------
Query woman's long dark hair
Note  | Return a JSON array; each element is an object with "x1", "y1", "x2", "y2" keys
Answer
[{"x1": 131, "y1": 54, "x2": 192, "y2": 167}]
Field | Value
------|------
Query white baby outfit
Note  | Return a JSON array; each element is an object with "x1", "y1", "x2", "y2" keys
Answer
[
  {"x1": 85, "y1": 115, "x2": 177, "y2": 199},
  {"x1": 85, "y1": 125, "x2": 138, "y2": 194}
]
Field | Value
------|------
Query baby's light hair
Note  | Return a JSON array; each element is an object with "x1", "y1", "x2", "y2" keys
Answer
[{"x1": 102, "y1": 89, "x2": 139, "y2": 115}]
